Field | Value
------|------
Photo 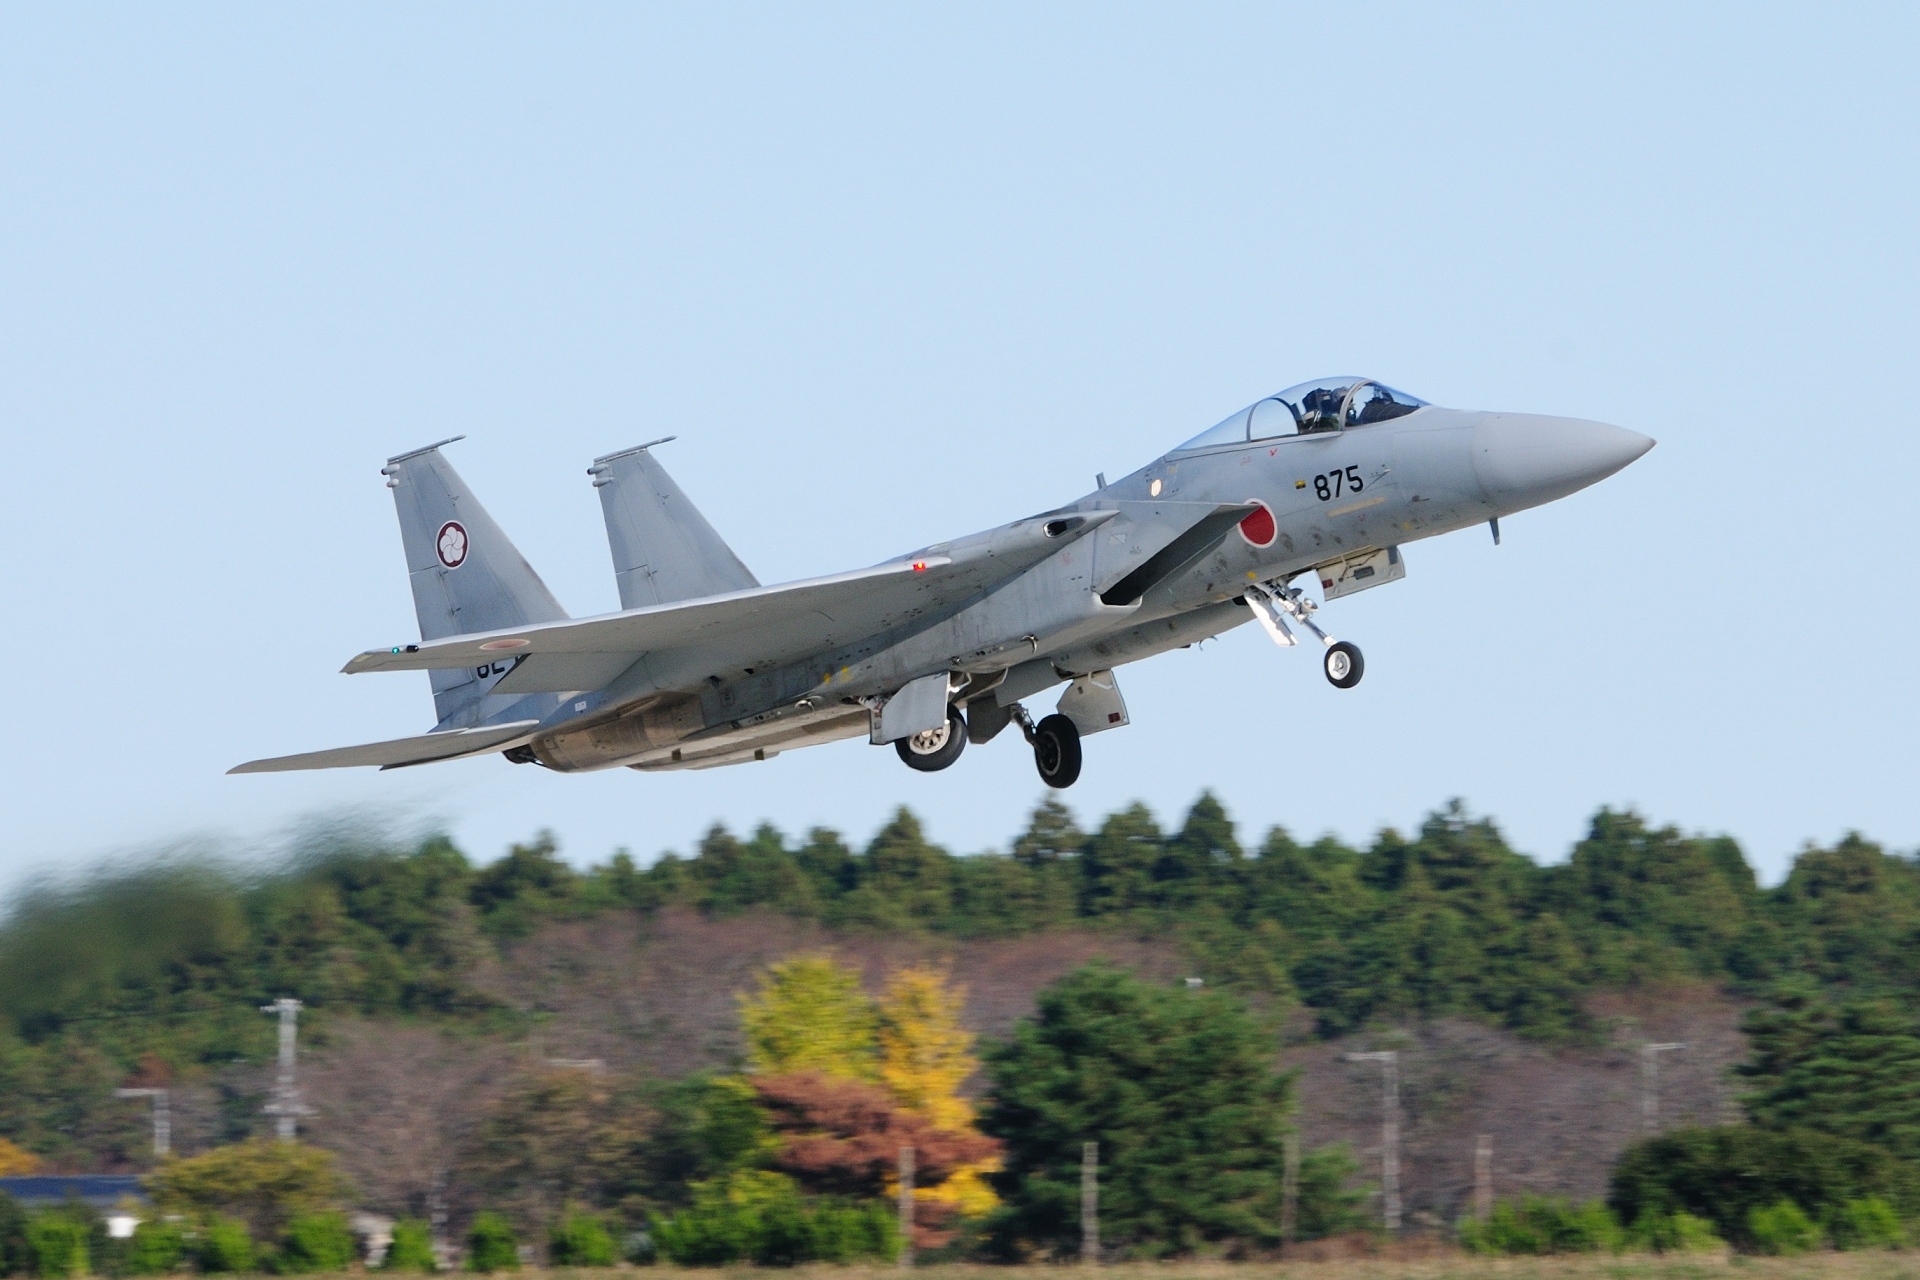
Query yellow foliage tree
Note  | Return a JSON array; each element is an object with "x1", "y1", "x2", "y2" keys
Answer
[
  {"x1": 0, "y1": 1138, "x2": 39, "y2": 1176},
  {"x1": 877, "y1": 966, "x2": 999, "y2": 1216},
  {"x1": 738, "y1": 953, "x2": 878, "y2": 1079},
  {"x1": 878, "y1": 967, "x2": 976, "y2": 1129}
]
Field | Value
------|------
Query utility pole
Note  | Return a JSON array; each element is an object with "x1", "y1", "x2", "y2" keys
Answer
[
  {"x1": 1280, "y1": 1132, "x2": 1299, "y2": 1248},
  {"x1": 1345, "y1": 1051, "x2": 1400, "y2": 1231},
  {"x1": 114, "y1": 1088, "x2": 171, "y2": 1158},
  {"x1": 1473, "y1": 1134, "x2": 1493, "y2": 1221},
  {"x1": 897, "y1": 1146, "x2": 915, "y2": 1267},
  {"x1": 261, "y1": 998, "x2": 310, "y2": 1140},
  {"x1": 1080, "y1": 1142, "x2": 1099, "y2": 1264},
  {"x1": 1641, "y1": 1043, "x2": 1686, "y2": 1135}
]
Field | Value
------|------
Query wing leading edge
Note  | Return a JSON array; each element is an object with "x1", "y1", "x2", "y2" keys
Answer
[{"x1": 344, "y1": 510, "x2": 1118, "y2": 690}]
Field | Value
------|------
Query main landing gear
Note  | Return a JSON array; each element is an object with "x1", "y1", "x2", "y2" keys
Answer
[
  {"x1": 895, "y1": 706, "x2": 968, "y2": 772},
  {"x1": 892, "y1": 698, "x2": 1084, "y2": 788},
  {"x1": 1244, "y1": 581, "x2": 1365, "y2": 689},
  {"x1": 1011, "y1": 704, "x2": 1082, "y2": 789}
]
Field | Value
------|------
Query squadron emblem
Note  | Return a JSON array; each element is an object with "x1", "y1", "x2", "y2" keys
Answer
[{"x1": 435, "y1": 521, "x2": 468, "y2": 569}]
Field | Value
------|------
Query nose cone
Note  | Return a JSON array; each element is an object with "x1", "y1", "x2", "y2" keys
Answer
[{"x1": 1472, "y1": 414, "x2": 1654, "y2": 512}]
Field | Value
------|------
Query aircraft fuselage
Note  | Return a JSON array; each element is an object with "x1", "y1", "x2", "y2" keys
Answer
[{"x1": 531, "y1": 405, "x2": 1648, "y2": 773}]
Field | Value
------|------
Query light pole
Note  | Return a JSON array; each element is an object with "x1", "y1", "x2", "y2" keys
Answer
[
  {"x1": 114, "y1": 1088, "x2": 170, "y2": 1158},
  {"x1": 1345, "y1": 1051, "x2": 1400, "y2": 1231},
  {"x1": 1080, "y1": 1142, "x2": 1099, "y2": 1264},
  {"x1": 1640, "y1": 1042, "x2": 1686, "y2": 1135},
  {"x1": 261, "y1": 998, "x2": 310, "y2": 1139}
]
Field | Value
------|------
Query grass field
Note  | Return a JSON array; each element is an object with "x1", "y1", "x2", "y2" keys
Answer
[{"x1": 480, "y1": 1257, "x2": 1920, "y2": 1280}]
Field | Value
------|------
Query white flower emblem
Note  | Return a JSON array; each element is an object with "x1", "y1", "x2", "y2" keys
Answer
[{"x1": 436, "y1": 521, "x2": 469, "y2": 569}]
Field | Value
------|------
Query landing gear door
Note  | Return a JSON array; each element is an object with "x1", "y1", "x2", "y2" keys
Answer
[
  {"x1": 1057, "y1": 670, "x2": 1129, "y2": 736},
  {"x1": 1315, "y1": 547, "x2": 1405, "y2": 601}
]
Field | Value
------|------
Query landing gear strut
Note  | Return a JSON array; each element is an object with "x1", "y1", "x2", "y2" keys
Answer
[
  {"x1": 1011, "y1": 704, "x2": 1081, "y2": 789},
  {"x1": 1244, "y1": 581, "x2": 1365, "y2": 689},
  {"x1": 895, "y1": 707, "x2": 967, "y2": 772}
]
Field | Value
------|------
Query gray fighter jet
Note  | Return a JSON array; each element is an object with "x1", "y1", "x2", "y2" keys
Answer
[{"x1": 233, "y1": 378, "x2": 1652, "y2": 787}]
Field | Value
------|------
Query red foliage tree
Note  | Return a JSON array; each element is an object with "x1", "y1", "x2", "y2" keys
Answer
[{"x1": 750, "y1": 1071, "x2": 1001, "y2": 1245}]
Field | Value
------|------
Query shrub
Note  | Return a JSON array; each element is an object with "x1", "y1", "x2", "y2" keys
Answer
[
  {"x1": 125, "y1": 1219, "x2": 188, "y2": 1275},
  {"x1": 148, "y1": 1141, "x2": 349, "y2": 1243},
  {"x1": 0, "y1": 1191, "x2": 29, "y2": 1278},
  {"x1": 1830, "y1": 1197, "x2": 1906, "y2": 1251},
  {"x1": 547, "y1": 1211, "x2": 615, "y2": 1267},
  {"x1": 1610, "y1": 1125, "x2": 1919, "y2": 1249},
  {"x1": 1295, "y1": 1143, "x2": 1371, "y2": 1241},
  {"x1": 465, "y1": 1213, "x2": 518, "y2": 1272},
  {"x1": 651, "y1": 1171, "x2": 899, "y2": 1267},
  {"x1": 281, "y1": 1211, "x2": 357, "y2": 1273},
  {"x1": 23, "y1": 1213, "x2": 88, "y2": 1278},
  {"x1": 1627, "y1": 1210, "x2": 1724, "y2": 1254},
  {"x1": 622, "y1": 1228, "x2": 655, "y2": 1266},
  {"x1": 198, "y1": 1217, "x2": 256, "y2": 1274},
  {"x1": 384, "y1": 1219, "x2": 438, "y2": 1271},
  {"x1": 1748, "y1": 1200, "x2": 1821, "y2": 1255},
  {"x1": 1458, "y1": 1196, "x2": 1622, "y2": 1255}
]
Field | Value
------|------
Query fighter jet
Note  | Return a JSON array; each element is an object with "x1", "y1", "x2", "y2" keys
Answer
[{"x1": 233, "y1": 378, "x2": 1652, "y2": 787}]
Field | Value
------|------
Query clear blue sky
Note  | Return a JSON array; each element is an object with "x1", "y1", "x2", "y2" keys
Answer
[{"x1": 3, "y1": 4, "x2": 1914, "y2": 889}]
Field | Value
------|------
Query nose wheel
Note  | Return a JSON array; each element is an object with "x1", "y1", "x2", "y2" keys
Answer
[
  {"x1": 1244, "y1": 581, "x2": 1366, "y2": 689},
  {"x1": 1009, "y1": 704, "x2": 1082, "y2": 788},
  {"x1": 1323, "y1": 640, "x2": 1364, "y2": 689}
]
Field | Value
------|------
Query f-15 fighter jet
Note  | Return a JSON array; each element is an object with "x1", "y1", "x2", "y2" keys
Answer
[{"x1": 233, "y1": 378, "x2": 1651, "y2": 787}]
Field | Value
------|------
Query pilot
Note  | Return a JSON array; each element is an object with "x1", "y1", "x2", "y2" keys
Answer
[{"x1": 1299, "y1": 387, "x2": 1342, "y2": 432}]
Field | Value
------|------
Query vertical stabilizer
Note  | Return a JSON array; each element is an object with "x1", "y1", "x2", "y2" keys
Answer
[
  {"x1": 589, "y1": 439, "x2": 758, "y2": 609},
  {"x1": 382, "y1": 438, "x2": 569, "y2": 727}
]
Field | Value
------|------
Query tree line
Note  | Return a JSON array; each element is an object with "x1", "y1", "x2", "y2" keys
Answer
[
  {"x1": 2, "y1": 951, "x2": 1917, "y2": 1270},
  {"x1": 0, "y1": 795, "x2": 1917, "y2": 1261}
]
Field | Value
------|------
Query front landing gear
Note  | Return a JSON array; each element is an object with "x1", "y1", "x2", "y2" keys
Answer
[
  {"x1": 1244, "y1": 581, "x2": 1366, "y2": 689},
  {"x1": 1323, "y1": 640, "x2": 1364, "y2": 689},
  {"x1": 1010, "y1": 704, "x2": 1082, "y2": 788},
  {"x1": 895, "y1": 707, "x2": 967, "y2": 772}
]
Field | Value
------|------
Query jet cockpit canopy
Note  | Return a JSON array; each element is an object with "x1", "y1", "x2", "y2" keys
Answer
[{"x1": 1176, "y1": 378, "x2": 1427, "y2": 451}]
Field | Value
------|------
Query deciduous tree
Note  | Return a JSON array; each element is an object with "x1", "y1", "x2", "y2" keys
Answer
[
  {"x1": 738, "y1": 954, "x2": 877, "y2": 1079},
  {"x1": 749, "y1": 1070, "x2": 998, "y2": 1246},
  {"x1": 877, "y1": 966, "x2": 999, "y2": 1216},
  {"x1": 147, "y1": 1140, "x2": 350, "y2": 1241}
]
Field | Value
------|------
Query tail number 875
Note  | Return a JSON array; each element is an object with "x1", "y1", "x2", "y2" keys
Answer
[{"x1": 1314, "y1": 467, "x2": 1364, "y2": 501}]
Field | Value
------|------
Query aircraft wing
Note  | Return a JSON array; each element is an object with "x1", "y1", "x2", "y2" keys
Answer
[
  {"x1": 344, "y1": 511, "x2": 1117, "y2": 691},
  {"x1": 228, "y1": 720, "x2": 541, "y2": 773}
]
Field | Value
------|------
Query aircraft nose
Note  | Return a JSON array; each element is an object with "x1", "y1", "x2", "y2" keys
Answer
[{"x1": 1472, "y1": 414, "x2": 1655, "y2": 512}]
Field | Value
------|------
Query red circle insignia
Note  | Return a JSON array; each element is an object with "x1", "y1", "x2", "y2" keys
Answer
[
  {"x1": 1238, "y1": 502, "x2": 1276, "y2": 548},
  {"x1": 436, "y1": 521, "x2": 469, "y2": 569}
]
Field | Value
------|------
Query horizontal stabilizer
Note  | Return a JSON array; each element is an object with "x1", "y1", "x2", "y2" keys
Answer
[{"x1": 228, "y1": 720, "x2": 540, "y2": 774}]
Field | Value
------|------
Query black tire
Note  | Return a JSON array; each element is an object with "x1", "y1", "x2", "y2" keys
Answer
[
  {"x1": 1324, "y1": 640, "x2": 1364, "y2": 689},
  {"x1": 896, "y1": 708, "x2": 967, "y2": 772},
  {"x1": 1032, "y1": 713, "x2": 1082, "y2": 789}
]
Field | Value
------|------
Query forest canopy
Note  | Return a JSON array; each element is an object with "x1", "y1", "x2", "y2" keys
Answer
[{"x1": 0, "y1": 796, "x2": 1916, "y2": 1172}]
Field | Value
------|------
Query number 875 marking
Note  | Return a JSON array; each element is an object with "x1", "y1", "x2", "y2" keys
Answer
[{"x1": 1312, "y1": 467, "x2": 1364, "y2": 501}]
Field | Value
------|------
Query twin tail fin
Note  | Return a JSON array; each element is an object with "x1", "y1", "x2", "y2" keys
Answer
[
  {"x1": 589, "y1": 438, "x2": 758, "y2": 609},
  {"x1": 383, "y1": 438, "x2": 569, "y2": 727}
]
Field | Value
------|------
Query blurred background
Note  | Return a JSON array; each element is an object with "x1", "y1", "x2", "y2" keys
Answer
[{"x1": 1, "y1": 3, "x2": 1915, "y2": 884}]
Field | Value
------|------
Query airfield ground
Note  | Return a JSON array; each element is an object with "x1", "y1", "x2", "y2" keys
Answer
[{"x1": 513, "y1": 1259, "x2": 1916, "y2": 1280}]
